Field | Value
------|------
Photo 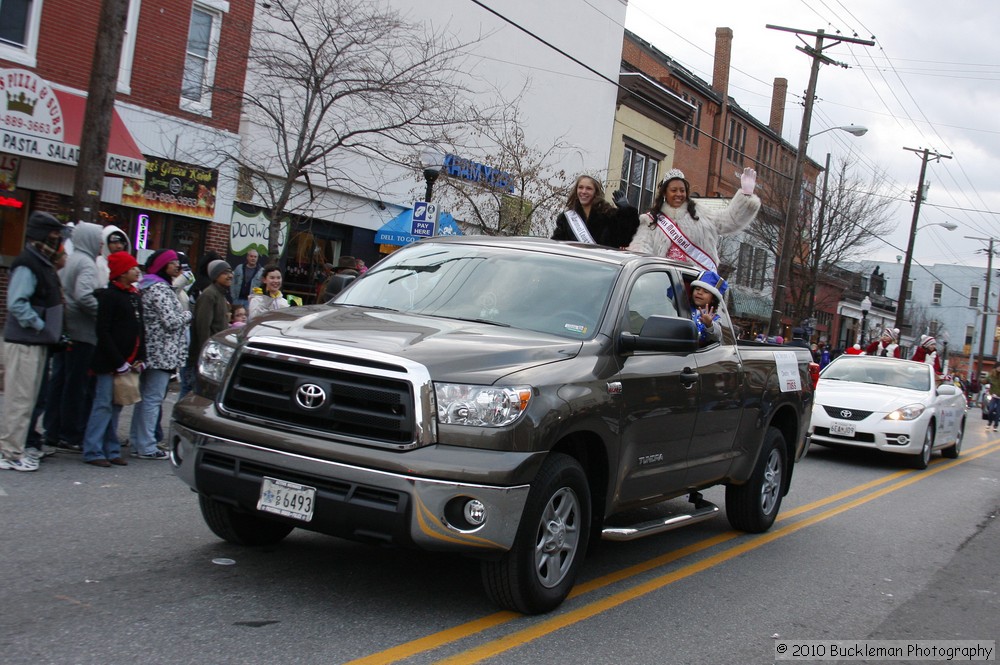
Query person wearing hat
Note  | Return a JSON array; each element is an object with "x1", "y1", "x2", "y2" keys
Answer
[
  {"x1": 911, "y1": 335, "x2": 942, "y2": 376},
  {"x1": 551, "y1": 175, "x2": 639, "y2": 248},
  {"x1": 628, "y1": 167, "x2": 760, "y2": 272},
  {"x1": 0, "y1": 212, "x2": 66, "y2": 472},
  {"x1": 321, "y1": 255, "x2": 361, "y2": 302},
  {"x1": 95, "y1": 225, "x2": 132, "y2": 286},
  {"x1": 864, "y1": 327, "x2": 901, "y2": 358},
  {"x1": 189, "y1": 259, "x2": 234, "y2": 390},
  {"x1": 82, "y1": 251, "x2": 145, "y2": 468},
  {"x1": 789, "y1": 327, "x2": 811, "y2": 349},
  {"x1": 689, "y1": 270, "x2": 729, "y2": 345}
]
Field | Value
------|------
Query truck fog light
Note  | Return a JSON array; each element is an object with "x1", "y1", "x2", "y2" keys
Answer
[{"x1": 464, "y1": 499, "x2": 487, "y2": 526}]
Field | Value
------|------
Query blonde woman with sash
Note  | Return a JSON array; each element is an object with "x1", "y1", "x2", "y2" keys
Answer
[
  {"x1": 551, "y1": 175, "x2": 639, "y2": 249},
  {"x1": 628, "y1": 168, "x2": 760, "y2": 271}
]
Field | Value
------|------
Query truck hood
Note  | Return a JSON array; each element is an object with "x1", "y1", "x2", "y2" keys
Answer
[{"x1": 241, "y1": 305, "x2": 583, "y2": 383}]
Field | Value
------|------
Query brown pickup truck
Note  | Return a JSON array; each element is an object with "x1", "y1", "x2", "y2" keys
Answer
[{"x1": 170, "y1": 236, "x2": 814, "y2": 614}]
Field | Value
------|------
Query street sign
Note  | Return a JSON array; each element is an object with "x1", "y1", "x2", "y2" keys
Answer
[{"x1": 411, "y1": 201, "x2": 438, "y2": 237}]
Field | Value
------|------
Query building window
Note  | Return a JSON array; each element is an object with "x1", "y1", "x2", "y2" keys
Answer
[
  {"x1": 755, "y1": 137, "x2": 774, "y2": 169},
  {"x1": 905, "y1": 279, "x2": 913, "y2": 302},
  {"x1": 180, "y1": 1, "x2": 228, "y2": 113},
  {"x1": 0, "y1": 0, "x2": 42, "y2": 67},
  {"x1": 726, "y1": 119, "x2": 746, "y2": 163},
  {"x1": 929, "y1": 320, "x2": 940, "y2": 336},
  {"x1": 965, "y1": 325, "x2": 975, "y2": 348},
  {"x1": 117, "y1": 0, "x2": 142, "y2": 93},
  {"x1": 932, "y1": 282, "x2": 942, "y2": 305},
  {"x1": 735, "y1": 241, "x2": 768, "y2": 291},
  {"x1": 680, "y1": 94, "x2": 702, "y2": 146},
  {"x1": 970, "y1": 286, "x2": 980, "y2": 308},
  {"x1": 620, "y1": 145, "x2": 659, "y2": 212}
]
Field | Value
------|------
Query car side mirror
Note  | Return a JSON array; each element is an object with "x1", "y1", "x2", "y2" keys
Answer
[
  {"x1": 936, "y1": 383, "x2": 959, "y2": 396},
  {"x1": 619, "y1": 315, "x2": 699, "y2": 353}
]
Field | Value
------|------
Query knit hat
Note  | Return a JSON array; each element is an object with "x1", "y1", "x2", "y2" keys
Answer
[
  {"x1": 146, "y1": 249, "x2": 179, "y2": 277},
  {"x1": 106, "y1": 230, "x2": 128, "y2": 245},
  {"x1": 25, "y1": 211, "x2": 64, "y2": 241},
  {"x1": 208, "y1": 259, "x2": 233, "y2": 281},
  {"x1": 691, "y1": 270, "x2": 728, "y2": 305},
  {"x1": 881, "y1": 327, "x2": 898, "y2": 341},
  {"x1": 107, "y1": 251, "x2": 139, "y2": 281},
  {"x1": 921, "y1": 335, "x2": 937, "y2": 349},
  {"x1": 661, "y1": 168, "x2": 690, "y2": 192}
]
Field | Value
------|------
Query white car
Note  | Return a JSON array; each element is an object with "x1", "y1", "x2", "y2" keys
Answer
[{"x1": 808, "y1": 355, "x2": 966, "y2": 469}]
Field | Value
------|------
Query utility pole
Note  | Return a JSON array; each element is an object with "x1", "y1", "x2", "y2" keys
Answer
[
  {"x1": 969, "y1": 236, "x2": 998, "y2": 381},
  {"x1": 894, "y1": 147, "x2": 952, "y2": 332},
  {"x1": 766, "y1": 25, "x2": 875, "y2": 336},
  {"x1": 72, "y1": 0, "x2": 130, "y2": 224}
]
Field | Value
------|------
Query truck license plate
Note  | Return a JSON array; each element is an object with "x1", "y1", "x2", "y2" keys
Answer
[
  {"x1": 830, "y1": 421, "x2": 856, "y2": 437},
  {"x1": 257, "y1": 477, "x2": 316, "y2": 522}
]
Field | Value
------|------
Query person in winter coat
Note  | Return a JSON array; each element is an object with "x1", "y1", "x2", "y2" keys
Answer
[
  {"x1": 864, "y1": 327, "x2": 901, "y2": 358},
  {"x1": 911, "y1": 335, "x2": 943, "y2": 377},
  {"x1": 82, "y1": 252, "x2": 145, "y2": 468},
  {"x1": 248, "y1": 265, "x2": 291, "y2": 321},
  {"x1": 628, "y1": 168, "x2": 760, "y2": 272},
  {"x1": 128, "y1": 249, "x2": 191, "y2": 460},
  {"x1": 689, "y1": 270, "x2": 728, "y2": 345},
  {"x1": 188, "y1": 260, "x2": 233, "y2": 395},
  {"x1": 95, "y1": 225, "x2": 132, "y2": 286},
  {"x1": 43, "y1": 221, "x2": 104, "y2": 455},
  {"x1": 551, "y1": 175, "x2": 639, "y2": 249}
]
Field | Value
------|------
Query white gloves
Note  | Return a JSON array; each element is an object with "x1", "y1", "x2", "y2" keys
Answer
[{"x1": 739, "y1": 167, "x2": 757, "y2": 196}]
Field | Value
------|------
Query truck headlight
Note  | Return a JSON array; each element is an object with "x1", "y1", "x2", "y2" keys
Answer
[
  {"x1": 198, "y1": 340, "x2": 235, "y2": 384},
  {"x1": 885, "y1": 403, "x2": 925, "y2": 421},
  {"x1": 435, "y1": 383, "x2": 532, "y2": 427}
]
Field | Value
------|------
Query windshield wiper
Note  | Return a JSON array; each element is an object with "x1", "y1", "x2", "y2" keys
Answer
[{"x1": 433, "y1": 314, "x2": 512, "y2": 327}]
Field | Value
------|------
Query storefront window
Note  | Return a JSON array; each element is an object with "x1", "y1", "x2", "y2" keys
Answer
[{"x1": 0, "y1": 189, "x2": 30, "y2": 258}]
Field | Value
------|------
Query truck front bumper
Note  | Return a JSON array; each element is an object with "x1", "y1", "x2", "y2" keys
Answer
[{"x1": 169, "y1": 421, "x2": 531, "y2": 553}]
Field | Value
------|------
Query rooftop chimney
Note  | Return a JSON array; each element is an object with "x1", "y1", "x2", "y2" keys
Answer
[
  {"x1": 769, "y1": 77, "x2": 787, "y2": 136},
  {"x1": 712, "y1": 27, "x2": 733, "y2": 97}
]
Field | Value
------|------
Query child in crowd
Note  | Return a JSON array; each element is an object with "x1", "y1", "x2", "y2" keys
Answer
[{"x1": 230, "y1": 304, "x2": 248, "y2": 328}]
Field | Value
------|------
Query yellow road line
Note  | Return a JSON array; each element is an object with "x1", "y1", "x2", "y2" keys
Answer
[{"x1": 345, "y1": 439, "x2": 1000, "y2": 665}]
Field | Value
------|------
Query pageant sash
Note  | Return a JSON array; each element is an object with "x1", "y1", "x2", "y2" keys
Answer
[
  {"x1": 564, "y1": 210, "x2": 595, "y2": 244},
  {"x1": 654, "y1": 213, "x2": 717, "y2": 272}
]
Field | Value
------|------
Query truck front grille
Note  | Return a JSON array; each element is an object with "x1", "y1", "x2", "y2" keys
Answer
[{"x1": 222, "y1": 352, "x2": 416, "y2": 444}]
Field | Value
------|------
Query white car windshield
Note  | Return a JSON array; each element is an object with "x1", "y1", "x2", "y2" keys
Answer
[{"x1": 821, "y1": 357, "x2": 931, "y2": 392}]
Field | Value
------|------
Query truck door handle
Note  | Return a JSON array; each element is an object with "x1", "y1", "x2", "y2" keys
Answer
[{"x1": 680, "y1": 368, "x2": 698, "y2": 387}]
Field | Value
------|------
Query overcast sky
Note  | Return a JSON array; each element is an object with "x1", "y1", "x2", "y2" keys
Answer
[{"x1": 622, "y1": 0, "x2": 1000, "y2": 270}]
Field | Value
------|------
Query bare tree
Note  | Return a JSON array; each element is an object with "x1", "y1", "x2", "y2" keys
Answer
[
  {"x1": 432, "y1": 101, "x2": 573, "y2": 237},
  {"x1": 231, "y1": 0, "x2": 488, "y2": 257},
  {"x1": 746, "y1": 156, "x2": 900, "y2": 323}
]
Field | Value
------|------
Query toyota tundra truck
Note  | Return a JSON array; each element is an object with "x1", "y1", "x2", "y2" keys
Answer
[{"x1": 170, "y1": 236, "x2": 814, "y2": 614}]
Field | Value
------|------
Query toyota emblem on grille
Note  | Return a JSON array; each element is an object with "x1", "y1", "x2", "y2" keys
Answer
[
  {"x1": 840, "y1": 409, "x2": 853, "y2": 419},
  {"x1": 295, "y1": 383, "x2": 327, "y2": 410}
]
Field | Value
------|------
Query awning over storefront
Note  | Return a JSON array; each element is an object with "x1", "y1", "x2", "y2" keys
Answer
[
  {"x1": 0, "y1": 68, "x2": 145, "y2": 178},
  {"x1": 729, "y1": 290, "x2": 773, "y2": 321},
  {"x1": 374, "y1": 209, "x2": 463, "y2": 246}
]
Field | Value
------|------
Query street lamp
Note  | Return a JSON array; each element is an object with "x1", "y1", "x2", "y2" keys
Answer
[
  {"x1": 770, "y1": 124, "x2": 869, "y2": 335},
  {"x1": 895, "y1": 220, "x2": 958, "y2": 332},
  {"x1": 859, "y1": 295, "x2": 872, "y2": 347},
  {"x1": 420, "y1": 149, "x2": 444, "y2": 202}
]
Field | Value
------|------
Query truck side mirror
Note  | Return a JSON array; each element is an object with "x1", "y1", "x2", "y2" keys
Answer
[{"x1": 619, "y1": 315, "x2": 699, "y2": 353}]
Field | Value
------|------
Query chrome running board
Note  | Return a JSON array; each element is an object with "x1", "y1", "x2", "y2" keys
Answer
[{"x1": 601, "y1": 493, "x2": 720, "y2": 542}]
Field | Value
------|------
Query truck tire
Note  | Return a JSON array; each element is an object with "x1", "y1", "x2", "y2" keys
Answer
[
  {"x1": 481, "y1": 453, "x2": 590, "y2": 614},
  {"x1": 726, "y1": 427, "x2": 785, "y2": 533},
  {"x1": 199, "y1": 495, "x2": 294, "y2": 546}
]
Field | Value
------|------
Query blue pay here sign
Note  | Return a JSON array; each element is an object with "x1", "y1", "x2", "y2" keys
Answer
[{"x1": 411, "y1": 201, "x2": 438, "y2": 237}]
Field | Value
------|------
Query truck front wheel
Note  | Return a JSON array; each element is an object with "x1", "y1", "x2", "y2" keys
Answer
[
  {"x1": 481, "y1": 453, "x2": 591, "y2": 614},
  {"x1": 726, "y1": 427, "x2": 786, "y2": 533},
  {"x1": 199, "y1": 495, "x2": 294, "y2": 546}
]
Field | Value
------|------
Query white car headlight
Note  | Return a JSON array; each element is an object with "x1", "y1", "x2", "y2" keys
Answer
[
  {"x1": 198, "y1": 340, "x2": 235, "y2": 384},
  {"x1": 885, "y1": 403, "x2": 925, "y2": 421},
  {"x1": 435, "y1": 383, "x2": 532, "y2": 427}
]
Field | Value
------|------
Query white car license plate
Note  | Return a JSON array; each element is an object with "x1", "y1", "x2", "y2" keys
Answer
[
  {"x1": 257, "y1": 477, "x2": 316, "y2": 522},
  {"x1": 830, "y1": 421, "x2": 856, "y2": 437}
]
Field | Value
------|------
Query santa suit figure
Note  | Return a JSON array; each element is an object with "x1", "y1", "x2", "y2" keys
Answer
[
  {"x1": 911, "y1": 335, "x2": 943, "y2": 376},
  {"x1": 864, "y1": 327, "x2": 901, "y2": 358}
]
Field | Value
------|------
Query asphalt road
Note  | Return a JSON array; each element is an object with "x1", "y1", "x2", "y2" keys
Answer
[{"x1": 0, "y1": 391, "x2": 997, "y2": 664}]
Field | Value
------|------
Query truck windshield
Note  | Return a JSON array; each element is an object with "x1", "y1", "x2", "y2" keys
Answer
[{"x1": 337, "y1": 244, "x2": 620, "y2": 339}]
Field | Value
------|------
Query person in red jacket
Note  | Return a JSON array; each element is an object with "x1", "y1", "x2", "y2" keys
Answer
[
  {"x1": 911, "y1": 335, "x2": 942, "y2": 376},
  {"x1": 865, "y1": 327, "x2": 901, "y2": 358}
]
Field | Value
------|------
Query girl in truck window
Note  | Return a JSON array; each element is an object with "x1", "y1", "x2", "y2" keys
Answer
[{"x1": 689, "y1": 270, "x2": 728, "y2": 345}]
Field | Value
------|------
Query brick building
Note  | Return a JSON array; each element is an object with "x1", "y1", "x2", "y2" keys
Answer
[{"x1": 0, "y1": 0, "x2": 255, "y2": 324}]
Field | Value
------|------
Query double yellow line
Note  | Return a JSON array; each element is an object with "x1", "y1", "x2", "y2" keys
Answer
[{"x1": 347, "y1": 439, "x2": 1000, "y2": 665}]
